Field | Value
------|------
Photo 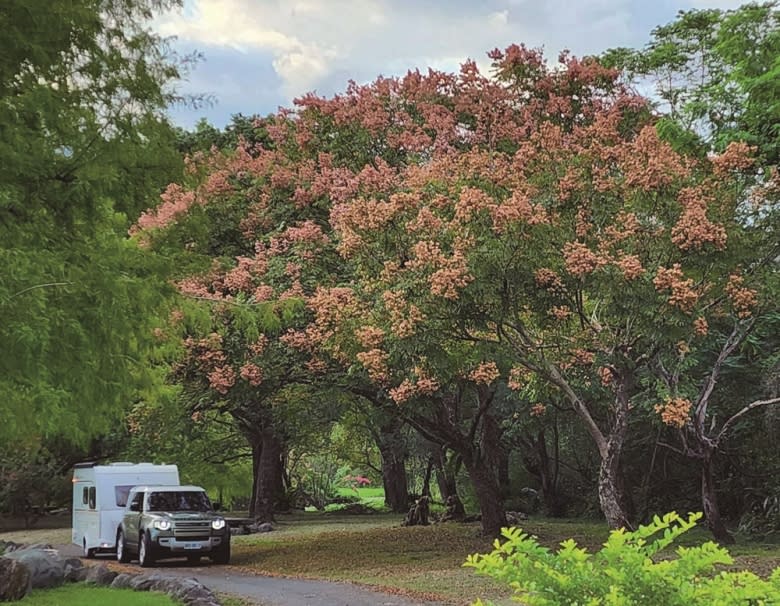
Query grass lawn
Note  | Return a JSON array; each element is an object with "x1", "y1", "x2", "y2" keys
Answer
[
  {"x1": 18, "y1": 584, "x2": 179, "y2": 605},
  {"x1": 232, "y1": 511, "x2": 510, "y2": 605},
  {"x1": 231, "y1": 512, "x2": 780, "y2": 606},
  {"x1": 329, "y1": 486, "x2": 386, "y2": 510}
]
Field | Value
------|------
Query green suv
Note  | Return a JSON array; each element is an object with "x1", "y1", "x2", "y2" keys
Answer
[{"x1": 116, "y1": 485, "x2": 230, "y2": 566}]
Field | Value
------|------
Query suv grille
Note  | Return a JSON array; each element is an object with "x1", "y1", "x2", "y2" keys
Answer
[{"x1": 173, "y1": 521, "x2": 211, "y2": 538}]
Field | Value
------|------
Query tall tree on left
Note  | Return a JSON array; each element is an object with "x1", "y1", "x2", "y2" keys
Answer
[{"x1": 0, "y1": 0, "x2": 186, "y2": 445}]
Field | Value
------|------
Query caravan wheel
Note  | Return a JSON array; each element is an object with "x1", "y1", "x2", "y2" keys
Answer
[{"x1": 83, "y1": 539, "x2": 96, "y2": 559}]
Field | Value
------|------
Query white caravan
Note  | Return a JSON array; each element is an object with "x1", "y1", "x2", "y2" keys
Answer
[{"x1": 72, "y1": 462, "x2": 179, "y2": 557}]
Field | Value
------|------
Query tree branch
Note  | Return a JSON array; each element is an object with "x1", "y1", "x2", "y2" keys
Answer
[
  {"x1": 717, "y1": 397, "x2": 780, "y2": 443},
  {"x1": 694, "y1": 319, "x2": 754, "y2": 433},
  {"x1": 6, "y1": 282, "x2": 73, "y2": 301}
]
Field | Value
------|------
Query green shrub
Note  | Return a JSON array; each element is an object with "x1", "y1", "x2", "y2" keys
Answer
[{"x1": 465, "y1": 512, "x2": 780, "y2": 605}]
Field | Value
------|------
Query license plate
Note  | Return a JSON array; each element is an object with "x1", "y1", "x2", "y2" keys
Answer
[{"x1": 184, "y1": 543, "x2": 200, "y2": 550}]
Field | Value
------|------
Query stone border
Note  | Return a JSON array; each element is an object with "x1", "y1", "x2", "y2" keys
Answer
[{"x1": 0, "y1": 542, "x2": 222, "y2": 605}]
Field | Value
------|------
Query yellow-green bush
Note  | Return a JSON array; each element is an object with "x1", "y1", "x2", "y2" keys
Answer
[{"x1": 465, "y1": 512, "x2": 780, "y2": 605}]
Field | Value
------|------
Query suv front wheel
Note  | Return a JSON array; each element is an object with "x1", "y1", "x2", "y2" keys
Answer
[
  {"x1": 211, "y1": 541, "x2": 230, "y2": 565},
  {"x1": 116, "y1": 529, "x2": 130, "y2": 563},
  {"x1": 138, "y1": 531, "x2": 156, "y2": 567}
]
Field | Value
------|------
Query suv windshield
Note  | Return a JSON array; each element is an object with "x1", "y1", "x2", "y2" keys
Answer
[{"x1": 148, "y1": 491, "x2": 212, "y2": 512}]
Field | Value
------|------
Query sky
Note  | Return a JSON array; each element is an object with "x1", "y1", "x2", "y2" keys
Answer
[{"x1": 156, "y1": 0, "x2": 746, "y2": 129}]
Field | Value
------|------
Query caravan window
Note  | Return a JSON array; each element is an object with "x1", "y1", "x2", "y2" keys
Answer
[
  {"x1": 114, "y1": 485, "x2": 135, "y2": 508},
  {"x1": 82, "y1": 487, "x2": 89, "y2": 506},
  {"x1": 88, "y1": 486, "x2": 96, "y2": 510}
]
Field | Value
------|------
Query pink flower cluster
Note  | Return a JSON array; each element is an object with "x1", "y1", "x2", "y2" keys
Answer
[
  {"x1": 653, "y1": 264, "x2": 699, "y2": 313},
  {"x1": 388, "y1": 368, "x2": 441, "y2": 404},
  {"x1": 671, "y1": 187, "x2": 727, "y2": 252},
  {"x1": 469, "y1": 362, "x2": 500, "y2": 385},
  {"x1": 208, "y1": 365, "x2": 236, "y2": 395},
  {"x1": 356, "y1": 348, "x2": 389, "y2": 384},
  {"x1": 239, "y1": 362, "x2": 263, "y2": 386},
  {"x1": 508, "y1": 366, "x2": 530, "y2": 391},
  {"x1": 725, "y1": 274, "x2": 757, "y2": 319},
  {"x1": 563, "y1": 242, "x2": 607, "y2": 277}
]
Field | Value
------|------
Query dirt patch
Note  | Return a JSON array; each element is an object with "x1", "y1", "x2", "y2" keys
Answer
[{"x1": 0, "y1": 526, "x2": 71, "y2": 546}]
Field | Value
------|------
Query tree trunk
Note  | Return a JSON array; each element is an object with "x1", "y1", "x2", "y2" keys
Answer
[
  {"x1": 496, "y1": 447, "x2": 510, "y2": 500},
  {"x1": 381, "y1": 451, "x2": 409, "y2": 512},
  {"x1": 701, "y1": 454, "x2": 735, "y2": 544},
  {"x1": 253, "y1": 428, "x2": 282, "y2": 523},
  {"x1": 376, "y1": 419, "x2": 409, "y2": 513},
  {"x1": 421, "y1": 455, "x2": 434, "y2": 497},
  {"x1": 598, "y1": 454, "x2": 632, "y2": 529},
  {"x1": 434, "y1": 448, "x2": 459, "y2": 501},
  {"x1": 249, "y1": 438, "x2": 260, "y2": 518},
  {"x1": 535, "y1": 428, "x2": 565, "y2": 517},
  {"x1": 464, "y1": 461, "x2": 507, "y2": 537},
  {"x1": 597, "y1": 404, "x2": 633, "y2": 529}
]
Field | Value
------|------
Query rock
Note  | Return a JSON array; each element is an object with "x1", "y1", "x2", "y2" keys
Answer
[
  {"x1": 169, "y1": 578, "x2": 220, "y2": 606},
  {"x1": 436, "y1": 495, "x2": 466, "y2": 523},
  {"x1": 0, "y1": 557, "x2": 31, "y2": 601},
  {"x1": 256, "y1": 522, "x2": 273, "y2": 533},
  {"x1": 110, "y1": 573, "x2": 135, "y2": 589},
  {"x1": 247, "y1": 522, "x2": 275, "y2": 533},
  {"x1": 128, "y1": 573, "x2": 168, "y2": 591},
  {"x1": 3, "y1": 548, "x2": 64, "y2": 589},
  {"x1": 84, "y1": 563, "x2": 117, "y2": 586},
  {"x1": 402, "y1": 495, "x2": 430, "y2": 526},
  {"x1": 63, "y1": 557, "x2": 87, "y2": 582},
  {"x1": 505, "y1": 510, "x2": 529, "y2": 525},
  {"x1": 121, "y1": 573, "x2": 220, "y2": 606},
  {"x1": 0, "y1": 541, "x2": 23, "y2": 555},
  {"x1": 231, "y1": 527, "x2": 248, "y2": 535},
  {"x1": 15, "y1": 543, "x2": 53, "y2": 552}
]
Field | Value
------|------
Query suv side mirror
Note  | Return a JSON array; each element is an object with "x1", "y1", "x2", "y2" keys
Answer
[
  {"x1": 213, "y1": 502, "x2": 221, "y2": 511},
  {"x1": 129, "y1": 502, "x2": 140, "y2": 512}
]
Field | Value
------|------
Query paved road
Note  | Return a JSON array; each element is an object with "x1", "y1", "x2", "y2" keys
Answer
[{"x1": 58, "y1": 545, "x2": 448, "y2": 606}]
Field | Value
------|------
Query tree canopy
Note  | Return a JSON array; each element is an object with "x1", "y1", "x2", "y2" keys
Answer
[{"x1": 0, "y1": 0, "x2": 185, "y2": 444}]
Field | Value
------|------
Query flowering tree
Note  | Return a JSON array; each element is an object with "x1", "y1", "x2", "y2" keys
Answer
[
  {"x1": 324, "y1": 46, "x2": 775, "y2": 532},
  {"x1": 133, "y1": 115, "x2": 338, "y2": 521},
  {"x1": 135, "y1": 44, "x2": 776, "y2": 536},
  {"x1": 133, "y1": 110, "x2": 419, "y2": 517}
]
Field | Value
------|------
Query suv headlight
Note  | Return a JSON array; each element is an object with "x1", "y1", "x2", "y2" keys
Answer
[
  {"x1": 153, "y1": 519, "x2": 171, "y2": 531},
  {"x1": 211, "y1": 518, "x2": 226, "y2": 530}
]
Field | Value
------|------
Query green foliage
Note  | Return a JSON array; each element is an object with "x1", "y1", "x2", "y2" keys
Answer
[
  {"x1": 603, "y1": 2, "x2": 780, "y2": 162},
  {"x1": 291, "y1": 453, "x2": 341, "y2": 510},
  {"x1": 465, "y1": 512, "x2": 780, "y2": 605},
  {"x1": 175, "y1": 114, "x2": 272, "y2": 155},
  {"x1": 739, "y1": 484, "x2": 780, "y2": 539},
  {"x1": 0, "y1": 0, "x2": 186, "y2": 445},
  {"x1": 0, "y1": 446, "x2": 69, "y2": 523}
]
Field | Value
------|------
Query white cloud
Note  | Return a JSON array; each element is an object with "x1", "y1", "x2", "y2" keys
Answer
[
  {"x1": 686, "y1": 0, "x2": 745, "y2": 8},
  {"x1": 159, "y1": 0, "x2": 560, "y2": 101},
  {"x1": 160, "y1": 0, "x2": 735, "y2": 124},
  {"x1": 488, "y1": 9, "x2": 509, "y2": 27},
  {"x1": 158, "y1": 0, "x2": 389, "y2": 95}
]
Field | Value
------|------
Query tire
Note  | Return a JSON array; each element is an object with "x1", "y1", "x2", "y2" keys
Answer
[
  {"x1": 116, "y1": 529, "x2": 131, "y2": 563},
  {"x1": 138, "y1": 532, "x2": 156, "y2": 568},
  {"x1": 211, "y1": 541, "x2": 230, "y2": 565},
  {"x1": 186, "y1": 555, "x2": 200, "y2": 565},
  {"x1": 83, "y1": 539, "x2": 96, "y2": 559}
]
